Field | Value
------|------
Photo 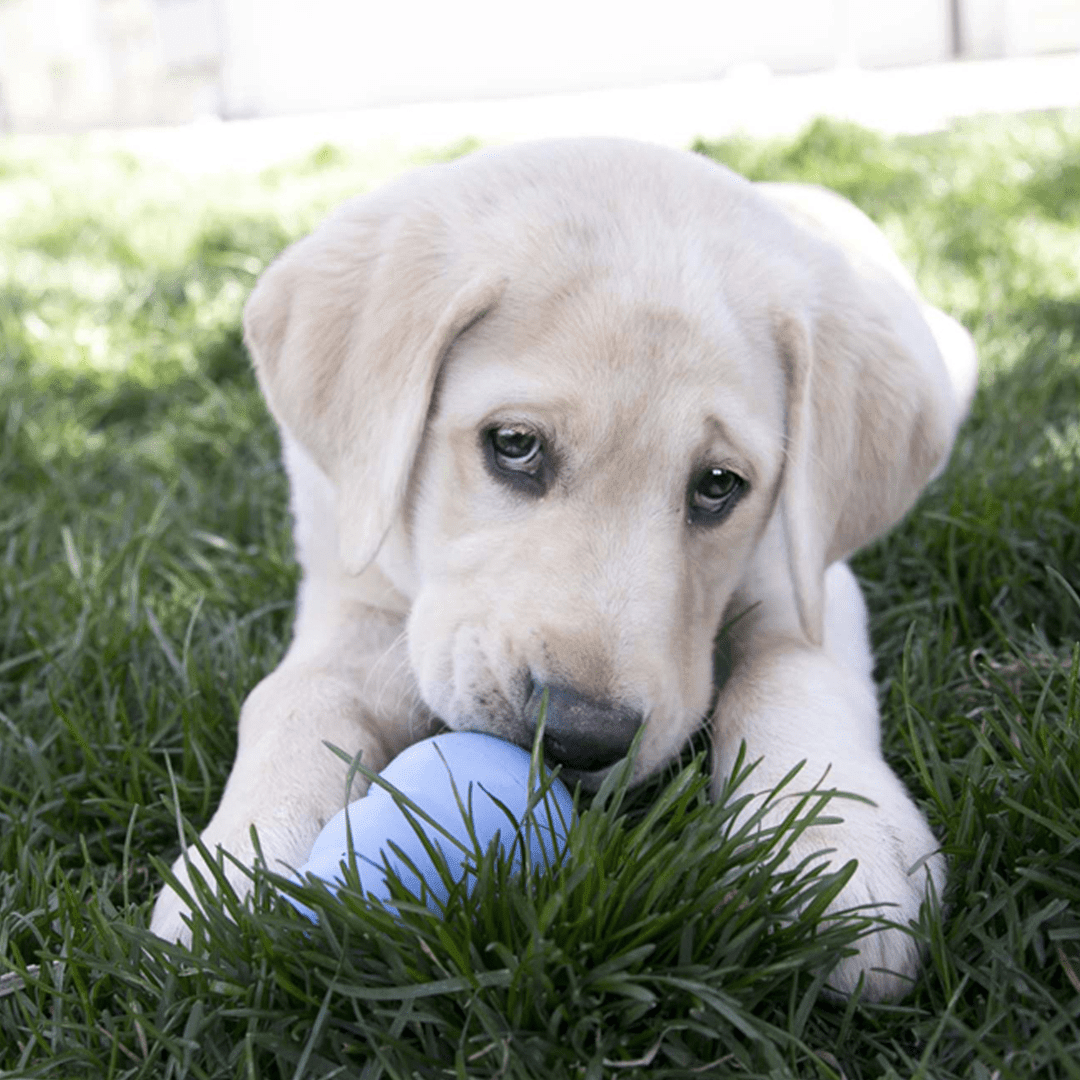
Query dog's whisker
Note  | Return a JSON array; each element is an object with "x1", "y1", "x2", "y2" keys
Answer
[{"x1": 360, "y1": 628, "x2": 411, "y2": 699}]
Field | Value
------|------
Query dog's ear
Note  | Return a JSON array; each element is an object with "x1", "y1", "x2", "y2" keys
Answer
[
  {"x1": 774, "y1": 237, "x2": 976, "y2": 647},
  {"x1": 243, "y1": 199, "x2": 505, "y2": 573}
]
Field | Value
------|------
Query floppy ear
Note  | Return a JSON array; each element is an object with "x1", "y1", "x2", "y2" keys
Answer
[
  {"x1": 243, "y1": 199, "x2": 505, "y2": 574},
  {"x1": 774, "y1": 238, "x2": 975, "y2": 647}
]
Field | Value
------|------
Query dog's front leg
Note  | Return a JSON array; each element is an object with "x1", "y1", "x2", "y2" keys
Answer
[
  {"x1": 150, "y1": 610, "x2": 424, "y2": 944},
  {"x1": 712, "y1": 563, "x2": 945, "y2": 1000}
]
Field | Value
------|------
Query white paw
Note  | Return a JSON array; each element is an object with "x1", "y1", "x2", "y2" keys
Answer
[
  {"x1": 149, "y1": 867, "x2": 197, "y2": 946},
  {"x1": 149, "y1": 840, "x2": 258, "y2": 946},
  {"x1": 788, "y1": 788, "x2": 945, "y2": 1000}
]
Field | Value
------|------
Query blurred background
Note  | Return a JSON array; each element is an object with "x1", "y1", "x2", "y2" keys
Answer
[{"x1": 2, "y1": 0, "x2": 1079, "y2": 142}]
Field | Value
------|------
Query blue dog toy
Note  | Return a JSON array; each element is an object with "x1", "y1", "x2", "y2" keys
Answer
[{"x1": 290, "y1": 731, "x2": 574, "y2": 917}]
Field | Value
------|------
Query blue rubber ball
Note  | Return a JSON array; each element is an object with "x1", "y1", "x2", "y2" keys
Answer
[{"x1": 290, "y1": 732, "x2": 574, "y2": 918}]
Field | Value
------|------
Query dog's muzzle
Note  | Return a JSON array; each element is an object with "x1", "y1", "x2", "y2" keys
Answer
[{"x1": 527, "y1": 682, "x2": 642, "y2": 772}]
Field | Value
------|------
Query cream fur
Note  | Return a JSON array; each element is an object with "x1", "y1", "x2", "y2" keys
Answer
[{"x1": 150, "y1": 138, "x2": 976, "y2": 1001}]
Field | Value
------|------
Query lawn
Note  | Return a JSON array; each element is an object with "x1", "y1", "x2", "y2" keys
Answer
[{"x1": 1, "y1": 113, "x2": 1079, "y2": 1078}]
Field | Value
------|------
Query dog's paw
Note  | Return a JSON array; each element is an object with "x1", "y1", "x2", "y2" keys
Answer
[
  {"x1": 149, "y1": 869, "x2": 197, "y2": 946},
  {"x1": 788, "y1": 785, "x2": 945, "y2": 1000},
  {"x1": 149, "y1": 840, "x2": 258, "y2": 946}
]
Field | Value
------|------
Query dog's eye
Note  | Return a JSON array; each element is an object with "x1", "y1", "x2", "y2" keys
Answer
[
  {"x1": 491, "y1": 427, "x2": 541, "y2": 466},
  {"x1": 688, "y1": 467, "x2": 746, "y2": 524},
  {"x1": 485, "y1": 425, "x2": 548, "y2": 493}
]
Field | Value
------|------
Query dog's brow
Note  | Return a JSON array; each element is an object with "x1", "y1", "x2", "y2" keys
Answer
[
  {"x1": 702, "y1": 414, "x2": 756, "y2": 476},
  {"x1": 443, "y1": 364, "x2": 565, "y2": 421}
]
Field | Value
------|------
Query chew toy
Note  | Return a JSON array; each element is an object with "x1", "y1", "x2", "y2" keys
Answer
[{"x1": 290, "y1": 731, "x2": 574, "y2": 918}]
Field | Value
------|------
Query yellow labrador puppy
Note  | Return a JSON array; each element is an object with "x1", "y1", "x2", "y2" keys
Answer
[{"x1": 151, "y1": 138, "x2": 977, "y2": 999}]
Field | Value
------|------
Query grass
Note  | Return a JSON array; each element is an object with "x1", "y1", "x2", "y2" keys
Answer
[{"x1": 1, "y1": 113, "x2": 1079, "y2": 1077}]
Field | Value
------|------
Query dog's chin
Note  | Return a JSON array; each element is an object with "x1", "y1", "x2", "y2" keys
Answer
[{"x1": 549, "y1": 762, "x2": 617, "y2": 793}]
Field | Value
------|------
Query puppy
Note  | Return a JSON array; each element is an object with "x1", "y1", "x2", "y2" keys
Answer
[{"x1": 151, "y1": 138, "x2": 977, "y2": 999}]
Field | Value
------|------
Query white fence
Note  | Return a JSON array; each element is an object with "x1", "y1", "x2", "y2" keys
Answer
[{"x1": 1, "y1": 0, "x2": 1079, "y2": 133}]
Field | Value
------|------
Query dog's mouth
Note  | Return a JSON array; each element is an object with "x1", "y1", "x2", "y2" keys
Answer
[
  {"x1": 439, "y1": 673, "x2": 647, "y2": 788},
  {"x1": 545, "y1": 760, "x2": 619, "y2": 793}
]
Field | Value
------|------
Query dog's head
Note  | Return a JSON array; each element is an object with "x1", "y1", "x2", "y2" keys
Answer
[{"x1": 244, "y1": 139, "x2": 971, "y2": 786}]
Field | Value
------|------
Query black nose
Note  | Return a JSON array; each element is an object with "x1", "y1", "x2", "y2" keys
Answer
[{"x1": 527, "y1": 682, "x2": 642, "y2": 772}]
